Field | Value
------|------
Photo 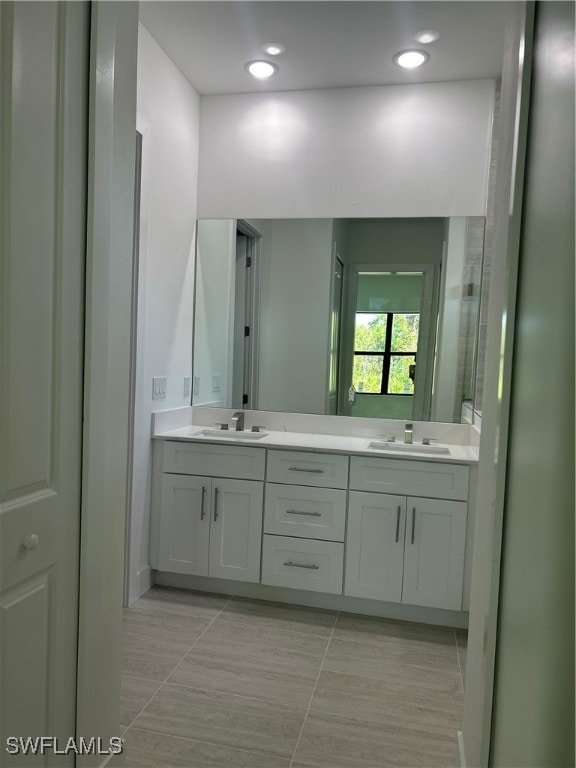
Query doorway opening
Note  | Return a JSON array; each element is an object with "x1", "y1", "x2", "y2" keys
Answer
[{"x1": 339, "y1": 264, "x2": 439, "y2": 420}]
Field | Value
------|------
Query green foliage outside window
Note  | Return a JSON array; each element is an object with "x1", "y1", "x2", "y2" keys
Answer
[{"x1": 353, "y1": 313, "x2": 419, "y2": 394}]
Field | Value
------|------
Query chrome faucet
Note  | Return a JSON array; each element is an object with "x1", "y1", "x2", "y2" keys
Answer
[
  {"x1": 231, "y1": 411, "x2": 245, "y2": 432},
  {"x1": 404, "y1": 423, "x2": 413, "y2": 444}
]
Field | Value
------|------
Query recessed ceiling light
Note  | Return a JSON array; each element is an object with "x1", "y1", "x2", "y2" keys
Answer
[
  {"x1": 262, "y1": 43, "x2": 285, "y2": 56},
  {"x1": 246, "y1": 60, "x2": 279, "y2": 80},
  {"x1": 414, "y1": 30, "x2": 440, "y2": 44},
  {"x1": 393, "y1": 50, "x2": 430, "y2": 69}
]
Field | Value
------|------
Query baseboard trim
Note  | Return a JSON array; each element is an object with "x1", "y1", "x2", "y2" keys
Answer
[
  {"x1": 128, "y1": 564, "x2": 154, "y2": 605},
  {"x1": 154, "y1": 571, "x2": 469, "y2": 628},
  {"x1": 458, "y1": 730, "x2": 466, "y2": 768}
]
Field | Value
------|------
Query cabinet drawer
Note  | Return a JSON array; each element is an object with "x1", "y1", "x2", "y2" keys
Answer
[
  {"x1": 163, "y1": 441, "x2": 265, "y2": 480},
  {"x1": 264, "y1": 484, "x2": 346, "y2": 542},
  {"x1": 261, "y1": 535, "x2": 344, "y2": 594},
  {"x1": 349, "y1": 456, "x2": 469, "y2": 501},
  {"x1": 266, "y1": 450, "x2": 348, "y2": 489}
]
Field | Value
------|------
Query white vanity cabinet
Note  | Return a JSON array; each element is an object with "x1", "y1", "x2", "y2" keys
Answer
[
  {"x1": 261, "y1": 450, "x2": 349, "y2": 594},
  {"x1": 158, "y1": 443, "x2": 264, "y2": 583},
  {"x1": 154, "y1": 437, "x2": 474, "y2": 617},
  {"x1": 346, "y1": 457, "x2": 469, "y2": 610}
]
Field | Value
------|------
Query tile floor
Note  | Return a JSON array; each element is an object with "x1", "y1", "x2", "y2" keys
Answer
[{"x1": 121, "y1": 586, "x2": 467, "y2": 768}]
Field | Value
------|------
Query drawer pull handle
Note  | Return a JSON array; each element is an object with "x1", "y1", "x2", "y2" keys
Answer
[
  {"x1": 284, "y1": 561, "x2": 320, "y2": 570},
  {"x1": 214, "y1": 487, "x2": 219, "y2": 521},
  {"x1": 411, "y1": 507, "x2": 416, "y2": 545},
  {"x1": 200, "y1": 486, "x2": 206, "y2": 520},
  {"x1": 395, "y1": 506, "x2": 401, "y2": 543},
  {"x1": 286, "y1": 509, "x2": 323, "y2": 517},
  {"x1": 288, "y1": 467, "x2": 325, "y2": 474}
]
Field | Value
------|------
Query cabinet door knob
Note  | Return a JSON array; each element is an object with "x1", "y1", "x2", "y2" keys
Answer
[{"x1": 22, "y1": 534, "x2": 39, "y2": 551}]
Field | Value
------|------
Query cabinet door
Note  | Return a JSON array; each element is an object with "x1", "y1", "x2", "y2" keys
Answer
[
  {"x1": 345, "y1": 492, "x2": 406, "y2": 602},
  {"x1": 402, "y1": 498, "x2": 467, "y2": 610},
  {"x1": 209, "y1": 479, "x2": 263, "y2": 582},
  {"x1": 158, "y1": 474, "x2": 211, "y2": 575}
]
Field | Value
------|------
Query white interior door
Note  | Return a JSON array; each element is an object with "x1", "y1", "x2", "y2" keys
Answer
[{"x1": 0, "y1": 2, "x2": 89, "y2": 763}]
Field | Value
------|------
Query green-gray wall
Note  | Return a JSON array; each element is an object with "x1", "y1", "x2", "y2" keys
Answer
[{"x1": 490, "y1": 3, "x2": 575, "y2": 765}]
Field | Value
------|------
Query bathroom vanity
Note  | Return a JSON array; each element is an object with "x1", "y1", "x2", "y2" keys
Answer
[{"x1": 150, "y1": 408, "x2": 478, "y2": 626}]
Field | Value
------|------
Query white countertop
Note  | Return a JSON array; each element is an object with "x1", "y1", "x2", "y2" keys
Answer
[{"x1": 153, "y1": 424, "x2": 479, "y2": 465}]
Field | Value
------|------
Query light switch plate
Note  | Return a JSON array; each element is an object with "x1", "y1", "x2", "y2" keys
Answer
[
  {"x1": 193, "y1": 376, "x2": 200, "y2": 396},
  {"x1": 183, "y1": 376, "x2": 191, "y2": 398},
  {"x1": 152, "y1": 376, "x2": 167, "y2": 400},
  {"x1": 211, "y1": 374, "x2": 222, "y2": 393}
]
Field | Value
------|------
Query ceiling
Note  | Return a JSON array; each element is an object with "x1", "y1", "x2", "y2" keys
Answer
[{"x1": 139, "y1": 1, "x2": 508, "y2": 95}]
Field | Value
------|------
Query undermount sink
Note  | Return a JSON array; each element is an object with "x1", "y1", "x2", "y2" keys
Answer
[
  {"x1": 368, "y1": 441, "x2": 451, "y2": 456},
  {"x1": 190, "y1": 429, "x2": 268, "y2": 440}
]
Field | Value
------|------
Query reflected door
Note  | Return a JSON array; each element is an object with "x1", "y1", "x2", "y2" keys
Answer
[{"x1": 327, "y1": 257, "x2": 344, "y2": 415}]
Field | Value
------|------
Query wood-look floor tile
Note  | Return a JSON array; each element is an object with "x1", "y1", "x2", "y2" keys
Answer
[
  {"x1": 168, "y1": 648, "x2": 317, "y2": 708},
  {"x1": 293, "y1": 710, "x2": 460, "y2": 767},
  {"x1": 132, "y1": 586, "x2": 228, "y2": 619},
  {"x1": 194, "y1": 619, "x2": 329, "y2": 671},
  {"x1": 334, "y1": 613, "x2": 457, "y2": 656},
  {"x1": 123, "y1": 607, "x2": 211, "y2": 647},
  {"x1": 220, "y1": 598, "x2": 336, "y2": 636},
  {"x1": 120, "y1": 675, "x2": 161, "y2": 729},
  {"x1": 133, "y1": 683, "x2": 307, "y2": 760},
  {"x1": 123, "y1": 727, "x2": 291, "y2": 767},
  {"x1": 323, "y1": 638, "x2": 462, "y2": 693},
  {"x1": 122, "y1": 636, "x2": 189, "y2": 681},
  {"x1": 310, "y1": 670, "x2": 463, "y2": 736}
]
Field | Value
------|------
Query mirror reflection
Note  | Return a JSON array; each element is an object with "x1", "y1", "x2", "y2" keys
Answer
[{"x1": 193, "y1": 217, "x2": 485, "y2": 423}]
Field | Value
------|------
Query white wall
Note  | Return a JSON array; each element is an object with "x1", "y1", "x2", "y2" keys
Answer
[
  {"x1": 129, "y1": 24, "x2": 200, "y2": 602},
  {"x1": 193, "y1": 219, "x2": 236, "y2": 407},
  {"x1": 257, "y1": 219, "x2": 334, "y2": 413},
  {"x1": 197, "y1": 80, "x2": 495, "y2": 219}
]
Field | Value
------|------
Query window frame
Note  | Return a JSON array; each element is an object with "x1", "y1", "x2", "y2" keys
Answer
[{"x1": 353, "y1": 311, "x2": 418, "y2": 396}]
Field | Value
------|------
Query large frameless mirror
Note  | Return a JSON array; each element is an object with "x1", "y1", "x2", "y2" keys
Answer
[{"x1": 192, "y1": 216, "x2": 485, "y2": 423}]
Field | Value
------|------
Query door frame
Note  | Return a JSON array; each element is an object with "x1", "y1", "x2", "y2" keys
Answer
[
  {"x1": 123, "y1": 130, "x2": 143, "y2": 608},
  {"x1": 236, "y1": 219, "x2": 262, "y2": 410},
  {"x1": 76, "y1": 2, "x2": 139, "y2": 759}
]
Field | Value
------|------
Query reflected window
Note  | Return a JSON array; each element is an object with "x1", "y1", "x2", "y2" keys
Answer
[{"x1": 352, "y1": 312, "x2": 419, "y2": 395}]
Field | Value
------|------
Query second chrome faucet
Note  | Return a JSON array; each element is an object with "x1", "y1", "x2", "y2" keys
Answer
[{"x1": 231, "y1": 411, "x2": 245, "y2": 431}]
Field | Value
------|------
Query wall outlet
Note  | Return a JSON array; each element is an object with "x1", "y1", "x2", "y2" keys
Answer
[
  {"x1": 211, "y1": 374, "x2": 222, "y2": 393},
  {"x1": 152, "y1": 376, "x2": 167, "y2": 400},
  {"x1": 193, "y1": 376, "x2": 200, "y2": 396},
  {"x1": 183, "y1": 376, "x2": 191, "y2": 398}
]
